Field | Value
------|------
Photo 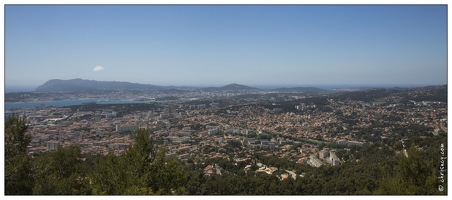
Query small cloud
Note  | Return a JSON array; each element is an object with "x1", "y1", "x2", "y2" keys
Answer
[{"x1": 93, "y1": 65, "x2": 106, "y2": 72}]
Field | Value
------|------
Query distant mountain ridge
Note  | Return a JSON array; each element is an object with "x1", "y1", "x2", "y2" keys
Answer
[
  {"x1": 34, "y1": 79, "x2": 261, "y2": 93},
  {"x1": 202, "y1": 83, "x2": 258, "y2": 92},
  {"x1": 35, "y1": 78, "x2": 164, "y2": 92},
  {"x1": 34, "y1": 78, "x2": 331, "y2": 93}
]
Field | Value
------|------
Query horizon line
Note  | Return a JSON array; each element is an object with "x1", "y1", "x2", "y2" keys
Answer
[{"x1": 4, "y1": 82, "x2": 447, "y2": 93}]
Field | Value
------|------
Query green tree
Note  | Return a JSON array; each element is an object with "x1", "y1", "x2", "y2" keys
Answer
[
  {"x1": 32, "y1": 145, "x2": 89, "y2": 195},
  {"x1": 89, "y1": 128, "x2": 186, "y2": 195},
  {"x1": 90, "y1": 129, "x2": 156, "y2": 194},
  {"x1": 5, "y1": 115, "x2": 34, "y2": 195},
  {"x1": 375, "y1": 145, "x2": 440, "y2": 195},
  {"x1": 90, "y1": 152, "x2": 124, "y2": 195},
  {"x1": 5, "y1": 115, "x2": 31, "y2": 157},
  {"x1": 149, "y1": 148, "x2": 187, "y2": 195}
]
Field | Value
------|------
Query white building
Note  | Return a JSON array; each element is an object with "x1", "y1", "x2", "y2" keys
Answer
[
  {"x1": 308, "y1": 155, "x2": 322, "y2": 168},
  {"x1": 116, "y1": 124, "x2": 139, "y2": 133},
  {"x1": 47, "y1": 141, "x2": 59, "y2": 151},
  {"x1": 208, "y1": 128, "x2": 219, "y2": 136},
  {"x1": 296, "y1": 103, "x2": 307, "y2": 111},
  {"x1": 319, "y1": 150, "x2": 329, "y2": 159},
  {"x1": 337, "y1": 139, "x2": 348, "y2": 145},
  {"x1": 332, "y1": 159, "x2": 341, "y2": 166},
  {"x1": 268, "y1": 142, "x2": 276, "y2": 151},
  {"x1": 347, "y1": 141, "x2": 364, "y2": 147}
]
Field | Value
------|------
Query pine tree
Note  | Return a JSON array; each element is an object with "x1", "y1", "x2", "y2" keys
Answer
[
  {"x1": 32, "y1": 145, "x2": 89, "y2": 194},
  {"x1": 5, "y1": 115, "x2": 34, "y2": 195},
  {"x1": 89, "y1": 128, "x2": 186, "y2": 195},
  {"x1": 375, "y1": 145, "x2": 441, "y2": 195}
]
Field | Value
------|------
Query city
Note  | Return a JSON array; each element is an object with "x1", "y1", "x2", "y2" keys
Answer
[
  {"x1": 5, "y1": 84, "x2": 447, "y2": 185},
  {"x1": 4, "y1": 4, "x2": 447, "y2": 196}
]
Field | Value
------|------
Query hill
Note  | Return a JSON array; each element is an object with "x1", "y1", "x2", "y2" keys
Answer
[
  {"x1": 35, "y1": 78, "x2": 164, "y2": 92},
  {"x1": 220, "y1": 83, "x2": 257, "y2": 90},
  {"x1": 202, "y1": 83, "x2": 258, "y2": 92},
  {"x1": 34, "y1": 79, "x2": 331, "y2": 94}
]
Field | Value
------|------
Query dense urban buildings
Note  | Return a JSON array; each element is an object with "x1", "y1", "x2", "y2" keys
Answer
[{"x1": 6, "y1": 85, "x2": 447, "y2": 169}]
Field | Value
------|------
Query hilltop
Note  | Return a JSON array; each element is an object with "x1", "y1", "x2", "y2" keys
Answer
[
  {"x1": 203, "y1": 83, "x2": 258, "y2": 92},
  {"x1": 35, "y1": 78, "x2": 164, "y2": 92},
  {"x1": 34, "y1": 79, "x2": 262, "y2": 93}
]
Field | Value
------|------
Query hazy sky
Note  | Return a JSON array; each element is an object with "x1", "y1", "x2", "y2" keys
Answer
[{"x1": 4, "y1": 5, "x2": 447, "y2": 88}]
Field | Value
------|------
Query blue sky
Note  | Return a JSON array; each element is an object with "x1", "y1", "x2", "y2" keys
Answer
[{"x1": 4, "y1": 5, "x2": 447, "y2": 88}]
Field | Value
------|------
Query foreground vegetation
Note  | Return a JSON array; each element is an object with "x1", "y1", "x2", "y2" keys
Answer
[{"x1": 5, "y1": 115, "x2": 447, "y2": 195}]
